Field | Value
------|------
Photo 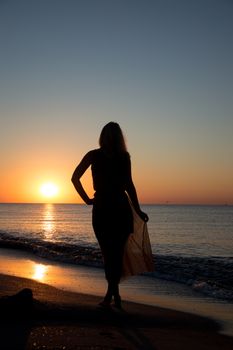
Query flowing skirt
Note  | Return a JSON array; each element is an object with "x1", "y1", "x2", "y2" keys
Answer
[{"x1": 122, "y1": 201, "x2": 154, "y2": 279}]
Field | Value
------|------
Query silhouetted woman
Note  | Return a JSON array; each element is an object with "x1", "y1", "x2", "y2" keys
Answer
[{"x1": 71, "y1": 122, "x2": 148, "y2": 308}]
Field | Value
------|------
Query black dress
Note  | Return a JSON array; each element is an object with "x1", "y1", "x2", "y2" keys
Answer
[{"x1": 91, "y1": 149, "x2": 133, "y2": 284}]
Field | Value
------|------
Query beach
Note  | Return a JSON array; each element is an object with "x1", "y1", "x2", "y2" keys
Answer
[
  {"x1": 1, "y1": 274, "x2": 233, "y2": 350},
  {"x1": 1, "y1": 204, "x2": 233, "y2": 349},
  {"x1": 0, "y1": 249, "x2": 233, "y2": 349}
]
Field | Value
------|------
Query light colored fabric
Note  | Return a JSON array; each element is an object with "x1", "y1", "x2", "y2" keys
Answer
[{"x1": 122, "y1": 201, "x2": 154, "y2": 279}]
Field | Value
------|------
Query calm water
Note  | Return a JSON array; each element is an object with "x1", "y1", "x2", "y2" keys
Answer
[
  {"x1": 0, "y1": 203, "x2": 232, "y2": 258},
  {"x1": 0, "y1": 203, "x2": 233, "y2": 300}
]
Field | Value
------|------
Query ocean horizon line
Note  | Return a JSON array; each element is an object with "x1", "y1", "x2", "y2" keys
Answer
[{"x1": 0, "y1": 202, "x2": 232, "y2": 207}]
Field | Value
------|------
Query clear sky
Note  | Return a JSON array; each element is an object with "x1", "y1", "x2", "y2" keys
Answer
[{"x1": 0, "y1": 0, "x2": 233, "y2": 204}]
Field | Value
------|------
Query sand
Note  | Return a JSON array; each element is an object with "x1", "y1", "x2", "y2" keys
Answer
[{"x1": 0, "y1": 274, "x2": 233, "y2": 350}]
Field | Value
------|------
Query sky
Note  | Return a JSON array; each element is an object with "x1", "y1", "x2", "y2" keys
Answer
[{"x1": 0, "y1": 0, "x2": 233, "y2": 204}]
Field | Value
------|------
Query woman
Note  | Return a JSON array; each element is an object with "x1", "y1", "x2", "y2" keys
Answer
[{"x1": 71, "y1": 122, "x2": 148, "y2": 308}]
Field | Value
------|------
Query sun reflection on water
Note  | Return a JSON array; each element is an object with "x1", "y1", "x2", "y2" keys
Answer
[
  {"x1": 32, "y1": 264, "x2": 48, "y2": 281},
  {"x1": 42, "y1": 203, "x2": 55, "y2": 240}
]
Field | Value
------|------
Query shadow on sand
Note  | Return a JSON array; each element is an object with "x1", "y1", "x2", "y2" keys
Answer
[{"x1": 0, "y1": 287, "x2": 233, "y2": 350}]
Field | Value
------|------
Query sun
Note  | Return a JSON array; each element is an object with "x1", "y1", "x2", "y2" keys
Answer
[{"x1": 40, "y1": 182, "x2": 59, "y2": 198}]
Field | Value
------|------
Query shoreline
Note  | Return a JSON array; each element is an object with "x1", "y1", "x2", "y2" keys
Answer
[
  {"x1": 1, "y1": 233, "x2": 232, "y2": 302},
  {"x1": 0, "y1": 248, "x2": 233, "y2": 336},
  {"x1": 0, "y1": 248, "x2": 233, "y2": 326},
  {"x1": 1, "y1": 273, "x2": 233, "y2": 350},
  {"x1": 0, "y1": 247, "x2": 233, "y2": 338}
]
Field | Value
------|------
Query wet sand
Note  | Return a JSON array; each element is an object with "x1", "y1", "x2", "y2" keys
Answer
[
  {"x1": 0, "y1": 273, "x2": 233, "y2": 350},
  {"x1": 1, "y1": 247, "x2": 233, "y2": 338}
]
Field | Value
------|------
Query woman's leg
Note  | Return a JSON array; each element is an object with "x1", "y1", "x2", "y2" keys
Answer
[
  {"x1": 103, "y1": 236, "x2": 127, "y2": 308},
  {"x1": 96, "y1": 230, "x2": 128, "y2": 308}
]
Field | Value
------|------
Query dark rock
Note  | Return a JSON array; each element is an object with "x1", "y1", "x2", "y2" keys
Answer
[{"x1": 0, "y1": 288, "x2": 34, "y2": 320}]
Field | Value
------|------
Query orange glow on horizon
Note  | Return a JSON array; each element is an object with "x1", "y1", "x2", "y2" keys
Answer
[{"x1": 0, "y1": 154, "x2": 232, "y2": 205}]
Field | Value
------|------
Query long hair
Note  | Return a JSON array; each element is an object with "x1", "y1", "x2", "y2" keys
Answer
[{"x1": 99, "y1": 122, "x2": 127, "y2": 155}]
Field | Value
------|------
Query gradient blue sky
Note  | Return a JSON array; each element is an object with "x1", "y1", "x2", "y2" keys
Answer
[{"x1": 0, "y1": 0, "x2": 233, "y2": 204}]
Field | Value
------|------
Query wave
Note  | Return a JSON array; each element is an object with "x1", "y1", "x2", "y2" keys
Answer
[
  {"x1": 151, "y1": 255, "x2": 233, "y2": 301},
  {"x1": 0, "y1": 231, "x2": 103, "y2": 267},
  {"x1": 0, "y1": 231, "x2": 232, "y2": 301}
]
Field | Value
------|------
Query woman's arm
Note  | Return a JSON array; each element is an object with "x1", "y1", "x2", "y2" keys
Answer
[
  {"x1": 71, "y1": 151, "x2": 94, "y2": 205},
  {"x1": 125, "y1": 155, "x2": 149, "y2": 222}
]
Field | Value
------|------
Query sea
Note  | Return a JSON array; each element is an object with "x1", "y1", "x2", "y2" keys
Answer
[{"x1": 0, "y1": 203, "x2": 232, "y2": 301}]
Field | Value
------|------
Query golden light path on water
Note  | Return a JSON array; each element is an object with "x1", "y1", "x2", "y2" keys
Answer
[{"x1": 42, "y1": 203, "x2": 55, "y2": 241}]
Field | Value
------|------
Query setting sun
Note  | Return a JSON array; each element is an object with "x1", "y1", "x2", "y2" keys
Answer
[{"x1": 40, "y1": 182, "x2": 59, "y2": 198}]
